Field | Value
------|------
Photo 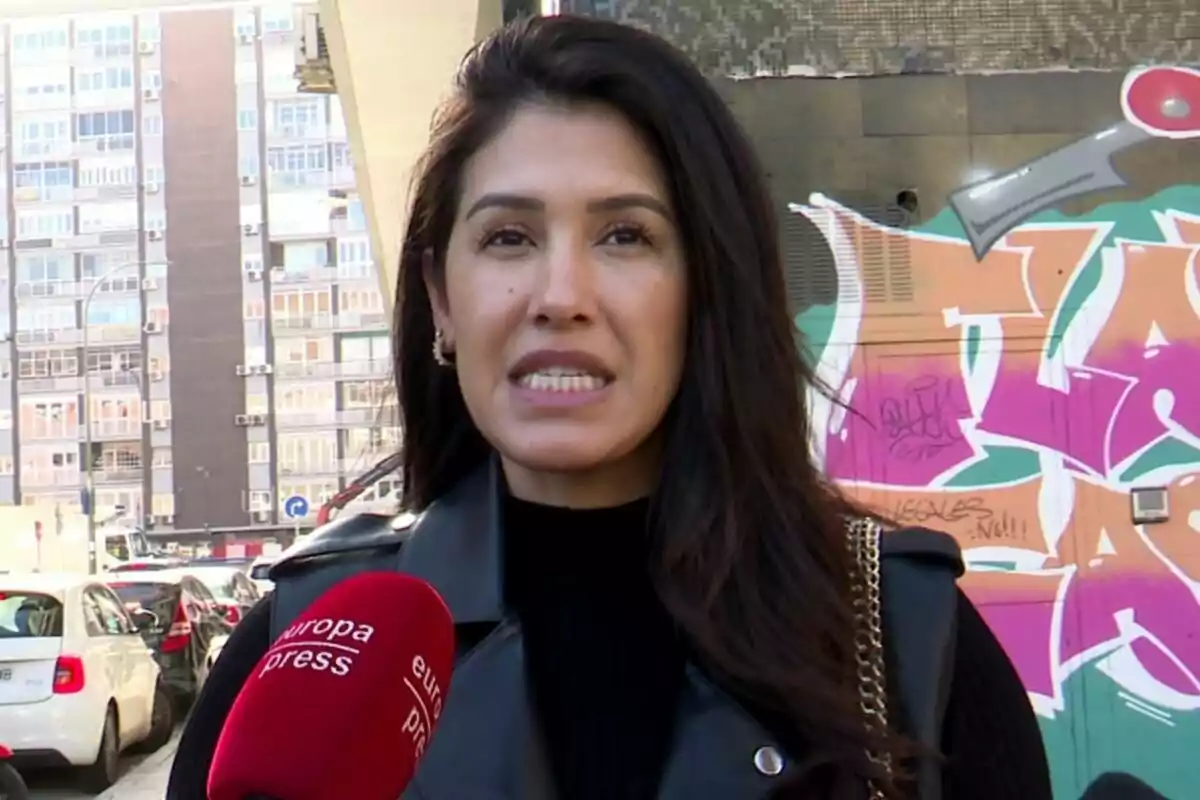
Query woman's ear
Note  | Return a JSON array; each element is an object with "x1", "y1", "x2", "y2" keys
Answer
[{"x1": 422, "y1": 248, "x2": 453, "y2": 340}]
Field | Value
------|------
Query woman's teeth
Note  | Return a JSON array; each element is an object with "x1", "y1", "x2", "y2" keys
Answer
[{"x1": 517, "y1": 370, "x2": 608, "y2": 392}]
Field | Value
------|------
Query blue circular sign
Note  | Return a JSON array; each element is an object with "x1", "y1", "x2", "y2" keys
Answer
[{"x1": 283, "y1": 495, "x2": 310, "y2": 519}]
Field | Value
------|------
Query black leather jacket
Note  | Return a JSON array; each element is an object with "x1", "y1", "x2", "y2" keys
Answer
[{"x1": 268, "y1": 461, "x2": 966, "y2": 799}]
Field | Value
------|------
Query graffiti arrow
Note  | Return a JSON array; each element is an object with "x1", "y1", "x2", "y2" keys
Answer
[{"x1": 947, "y1": 66, "x2": 1200, "y2": 260}]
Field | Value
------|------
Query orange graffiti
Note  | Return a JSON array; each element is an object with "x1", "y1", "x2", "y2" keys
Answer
[
  {"x1": 1167, "y1": 213, "x2": 1200, "y2": 244},
  {"x1": 821, "y1": 205, "x2": 1030, "y2": 343},
  {"x1": 1090, "y1": 241, "x2": 1200, "y2": 355},
  {"x1": 994, "y1": 226, "x2": 1107, "y2": 367}
]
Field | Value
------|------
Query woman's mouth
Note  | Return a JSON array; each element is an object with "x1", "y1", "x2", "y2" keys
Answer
[{"x1": 515, "y1": 368, "x2": 611, "y2": 393}]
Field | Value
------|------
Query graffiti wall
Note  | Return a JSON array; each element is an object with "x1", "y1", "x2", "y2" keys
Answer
[{"x1": 792, "y1": 79, "x2": 1199, "y2": 796}]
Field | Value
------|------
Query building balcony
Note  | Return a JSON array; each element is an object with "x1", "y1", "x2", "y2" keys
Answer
[
  {"x1": 18, "y1": 374, "x2": 84, "y2": 393},
  {"x1": 73, "y1": 183, "x2": 140, "y2": 203},
  {"x1": 12, "y1": 185, "x2": 75, "y2": 205},
  {"x1": 13, "y1": 140, "x2": 74, "y2": 162},
  {"x1": 268, "y1": 266, "x2": 337, "y2": 286},
  {"x1": 73, "y1": 135, "x2": 137, "y2": 158},
  {"x1": 22, "y1": 469, "x2": 81, "y2": 488},
  {"x1": 14, "y1": 324, "x2": 143, "y2": 349},
  {"x1": 273, "y1": 407, "x2": 383, "y2": 429},
  {"x1": 86, "y1": 418, "x2": 143, "y2": 441},
  {"x1": 272, "y1": 311, "x2": 387, "y2": 336},
  {"x1": 266, "y1": 123, "x2": 329, "y2": 142},
  {"x1": 277, "y1": 461, "x2": 342, "y2": 479},
  {"x1": 273, "y1": 359, "x2": 391, "y2": 381},
  {"x1": 93, "y1": 465, "x2": 143, "y2": 484},
  {"x1": 15, "y1": 279, "x2": 83, "y2": 300}
]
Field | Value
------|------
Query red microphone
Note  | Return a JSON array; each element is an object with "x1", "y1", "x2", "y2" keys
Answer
[{"x1": 207, "y1": 571, "x2": 455, "y2": 800}]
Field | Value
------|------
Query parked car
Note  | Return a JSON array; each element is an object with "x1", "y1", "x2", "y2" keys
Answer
[
  {"x1": 0, "y1": 742, "x2": 30, "y2": 800},
  {"x1": 0, "y1": 574, "x2": 173, "y2": 793},
  {"x1": 108, "y1": 557, "x2": 188, "y2": 573},
  {"x1": 187, "y1": 556, "x2": 255, "y2": 572},
  {"x1": 179, "y1": 566, "x2": 261, "y2": 626},
  {"x1": 106, "y1": 571, "x2": 232, "y2": 711}
]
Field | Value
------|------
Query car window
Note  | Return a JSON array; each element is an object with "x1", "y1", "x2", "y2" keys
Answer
[
  {"x1": 110, "y1": 581, "x2": 179, "y2": 624},
  {"x1": 92, "y1": 587, "x2": 135, "y2": 635},
  {"x1": 85, "y1": 588, "x2": 128, "y2": 636},
  {"x1": 181, "y1": 579, "x2": 212, "y2": 619},
  {"x1": 232, "y1": 574, "x2": 257, "y2": 603},
  {"x1": 81, "y1": 592, "x2": 107, "y2": 637},
  {"x1": 0, "y1": 591, "x2": 64, "y2": 638}
]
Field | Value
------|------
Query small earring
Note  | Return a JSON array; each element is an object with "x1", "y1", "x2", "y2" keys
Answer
[{"x1": 433, "y1": 329, "x2": 454, "y2": 367}]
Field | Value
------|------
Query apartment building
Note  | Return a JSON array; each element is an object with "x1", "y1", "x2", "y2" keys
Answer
[{"x1": 0, "y1": 3, "x2": 397, "y2": 532}]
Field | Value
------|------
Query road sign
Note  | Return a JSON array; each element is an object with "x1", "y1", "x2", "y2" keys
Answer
[{"x1": 283, "y1": 495, "x2": 309, "y2": 519}]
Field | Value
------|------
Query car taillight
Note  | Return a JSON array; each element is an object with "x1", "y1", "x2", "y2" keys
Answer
[
  {"x1": 53, "y1": 656, "x2": 85, "y2": 694},
  {"x1": 221, "y1": 604, "x2": 242, "y2": 624},
  {"x1": 160, "y1": 602, "x2": 193, "y2": 653}
]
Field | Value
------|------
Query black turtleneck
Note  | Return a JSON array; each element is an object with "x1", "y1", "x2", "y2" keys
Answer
[{"x1": 503, "y1": 494, "x2": 687, "y2": 800}]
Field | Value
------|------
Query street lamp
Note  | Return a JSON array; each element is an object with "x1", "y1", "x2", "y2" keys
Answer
[{"x1": 83, "y1": 260, "x2": 144, "y2": 575}]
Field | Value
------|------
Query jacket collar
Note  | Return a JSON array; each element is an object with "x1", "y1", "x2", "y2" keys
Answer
[{"x1": 397, "y1": 459, "x2": 506, "y2": 625}]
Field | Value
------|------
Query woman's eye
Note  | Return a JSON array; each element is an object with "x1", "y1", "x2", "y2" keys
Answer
[
  {"x1": 601, "y1": 225, "x2": 650, "y2": 247},
  {"x1": 485, "y1": 229, "x2": 531, "y2": 248}
]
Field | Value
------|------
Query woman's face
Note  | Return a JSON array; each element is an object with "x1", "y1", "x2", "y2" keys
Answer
[{"x1": 427, "y1": 102, "x2": 687, "y2": 507}]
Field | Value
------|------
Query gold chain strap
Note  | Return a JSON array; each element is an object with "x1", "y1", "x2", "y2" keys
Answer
[{"x1": 847, "y1": 517, "x2": 891, "y2": 800}]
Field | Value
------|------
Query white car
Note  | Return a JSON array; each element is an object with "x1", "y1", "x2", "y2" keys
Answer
[{"x1": 0, "y1": 573, "x2": 174, "y2": 793}]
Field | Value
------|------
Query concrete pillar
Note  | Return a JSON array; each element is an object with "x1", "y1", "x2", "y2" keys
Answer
[{"x1": 317, "y1": 0, "x2": 504, "y2": 306}]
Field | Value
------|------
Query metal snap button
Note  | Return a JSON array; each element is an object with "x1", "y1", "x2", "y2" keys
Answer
[{"x1": 753, "y1": 745, "x2": 784, "y2": 776}]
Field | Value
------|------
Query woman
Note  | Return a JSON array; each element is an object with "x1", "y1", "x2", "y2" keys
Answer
[{"x1": 168, "y1": 15, "x2": 1051, "y2": 800}]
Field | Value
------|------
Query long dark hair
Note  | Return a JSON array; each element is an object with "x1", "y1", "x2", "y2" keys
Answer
[{"x1": 395, "y1": 15, "x2": 902, "y2": 797}]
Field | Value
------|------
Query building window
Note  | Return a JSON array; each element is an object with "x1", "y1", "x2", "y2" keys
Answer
[
  {"x1": 16, "y1": 304, "x2": 75, "y2": 332},
  {"x1": 237, "y1": 109, "x2": 258, "y2": 130},
  {"x1": 330, "y1": 142, "x2": 352, "y2": 170},
  {"x1": 337, "y1": 238, "x2": 371, "y2": 266},
  {"x1": 78, "y1": 160, "x2": 137, "y2": 188},
  {"x1": 270, "y1": 99, "x2": 324, "y2": 136},
  {"x1": 343, "y1": 425, "x2": 400, "y2": 458},
  {"x1": 80, "y1": 251, "x2": 139, "y2": 278},
  {"x1": 239, "y1": 153, "x2": 260, "y2": 178},
  {"x1": 243, "y1": 255, "x2": 264, "y2": 273},
  {"x1": 276, "y1": 385, "x2": 335, "y2": 413},
  {"x1": 338, "y1": 288, "x2": 383, "y2": 313},
  {"x1": 248, "y1": 442, "x2": 270, "y2": 463},
  {"x1": 16, "y1": 209, "x2": 73, "y2": 239},
  {"x1": 79, "y1": 201, "x2": 139, "y2": 234},
  {"x1": 277, "y1": 434, "x2": 338, "y2": 474},
  {"x1": 266, "y1": 144, "x2": 327, "y2": 188},
  {"x1": 12, "y1": 65, "x2": 70, "y2": 102},
  {"x1": 246, "y1": 393, "x2": 269, "y2": 415},
  {"x1": 14, "y1": 161, "x2": 74, "y2": 194},
  {"x1": 75, "y1": 110, "x2": 137, "y2": 152},
  {"x1": 244, "y1": 299, "x2": 265, "y2": 319},
  {"x1": 143, "y1": 112, "x2": 163, "y2": 137},
  {"x1": 20, "y1": 399, "x2": 80, "y2": 440},
  {"x1": 96, "y1": 489, "x2": 140, "y2": 516},
  {"x1": 16, "y1": 253, "x2": 72, "y2": 283},
  {"x1": 12, "y1": 27, "x2": 69, "y2": 52},
  {"x1": 149, "y1": 400, "x2": 172, "y2": 421},
  {"x1": 76, "y1": 67, "x2": 134, "y2": 93},
  {"x1": 151, "y1": 494, "x2": 175, "y2": 516},
  {"x1": 272, "y1": 289, "x2": 332, "y2": 322},
  {"x1": 261, "y1": 7, "x2": 294, "y2": 32},
  {"x1": 75, "y1": 23, "x2": 134, "y2": 58},
  {"x1": 277, "y1": 337, "x2": 331, "y2": 363},
  {"x1": 86, "y1": 299, "x2": 140, "y2": 327},
  {"x1": 280, "y1": 242, "x2": 328, "y2": 271},
  {"x1": 343, "y1": 381, "x2": 391, "y2": 408},
  {"x1": 87, "y1": 347, "x2": 142, "y2": 375},
  {"x1": 14, "y1": 118, "x2": 71, "y2": 159},
  {"x1": 18, "y1": 350, "x2": 78, "y2": 379},
  {"x1": 139, "y1": 16, "x2": 162, "y2": 43}
]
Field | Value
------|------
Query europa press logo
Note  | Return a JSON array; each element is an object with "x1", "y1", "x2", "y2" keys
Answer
[
  {"x1": 260, "y1": 617, "x2": 376, "y2": 678},
  {"x1": 401, "y1": 654, "x2": 445, "y2": 759}
]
